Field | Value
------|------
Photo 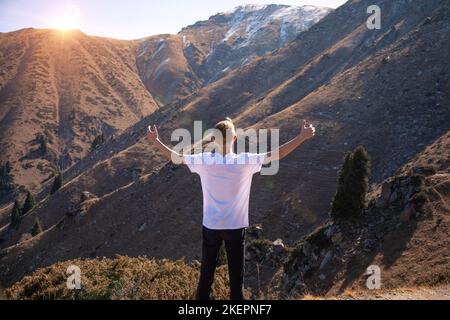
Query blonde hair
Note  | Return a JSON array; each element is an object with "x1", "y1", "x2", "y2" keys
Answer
[{"x1": 214, "y1": 117, "x2": 236, "y2": 144}]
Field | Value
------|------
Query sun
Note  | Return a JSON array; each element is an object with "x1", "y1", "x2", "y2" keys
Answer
[{"x1": 51, "y1": 5, "x2": 81, "y2": 31}]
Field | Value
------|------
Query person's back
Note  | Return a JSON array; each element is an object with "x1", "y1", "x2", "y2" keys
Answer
[
  {"x1": 146, "y1": 116, "x2": 315, "y2": 300},
  {"x1": 185, "y1": 151, "x2": 265, "y2": 230}
]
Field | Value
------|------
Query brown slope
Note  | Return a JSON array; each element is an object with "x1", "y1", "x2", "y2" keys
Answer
[
  {"x1": 135, "y1": 34, "x2": 200, "y2": 106},
  {"x1": 0, "y1": 28, "x2": 158, "y2": 194},
  {"x1": 0, "y1": 0, "x2": 449, "y2": 286},
  {"x1": 134, "y1": 5, "x2": 331, "y2": 105}
]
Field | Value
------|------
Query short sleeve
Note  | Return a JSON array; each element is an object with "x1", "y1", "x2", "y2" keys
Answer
[
  {"x1": 245, "y1": 153, "x2": 266, "y2": 174},
  {"x1": 183, "y1": 153, "x2": 204, "y2": 174}
]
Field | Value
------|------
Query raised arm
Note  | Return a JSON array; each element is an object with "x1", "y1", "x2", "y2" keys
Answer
[
  {"x1": 146, "y1": 125, "x2": 184, "y2": 164},
  {"x1": 263, "y1": 120, "x2": 315, "y2": 164}
]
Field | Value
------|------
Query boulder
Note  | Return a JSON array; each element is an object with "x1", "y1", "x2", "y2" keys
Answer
[
  {"x1": 376, "y1": 181, "x2": 392, "y2": 208},
  {"x1": 319, "y1": 250, "x2": 333, "y2": 270},
  {"x1": 400, "y1": 203, "x2": 415, "y2": 222},
  {"x1": 272, "y1": 239, "x2": 285, "y2": 255}
]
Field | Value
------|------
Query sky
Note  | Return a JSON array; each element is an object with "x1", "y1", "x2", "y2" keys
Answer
[{"x1": 0, "y1": 0, "x2": 348, "y2": 40}]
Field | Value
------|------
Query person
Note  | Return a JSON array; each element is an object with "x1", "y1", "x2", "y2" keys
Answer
[{"x1": 146, "y1": 117, "x2": 315, "y2": 300}]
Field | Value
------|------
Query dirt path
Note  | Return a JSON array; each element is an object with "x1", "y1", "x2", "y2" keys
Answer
[{"x1": 324, "y1": 285, "x2": 450, "y2": 300}]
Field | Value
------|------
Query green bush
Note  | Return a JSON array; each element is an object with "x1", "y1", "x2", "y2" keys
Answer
[
  {"x1": 0, "y1": 161, "x2": 15, "y2": 196},
  {"x1": 330, "y1": 145, "x2": 371, "y2": 221},
  {"x1": 10, "y1": 200, "x2": 22, "y2": 229},
  {"x1": 50, "y1": 172, "x2": 63, "y2": 195},
  {"x1": 22, "y1": 190, "x2": 35, "y2": 214},
  {"x1": 31, "y1": 218, "x2": 44, "y2": 236}
]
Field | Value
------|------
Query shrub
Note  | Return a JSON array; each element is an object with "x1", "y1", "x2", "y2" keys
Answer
[
  {"x1": 22, "y1": 190, "x2": 35, "y2": 214},
  {"x1": 0, "y1": 161, "x2": 15, "y2": 196},
  {"x1": 330, "y1": 145, "x2": 371, "y2": 221},
  {"x1": 5, "y1": 256, "x2": 251, "y2": 300},
  {"x1": 31, "y1": 218, "x2": 44, "y2": 236},
  {"x1": 91, "y1": 133, "x2": 106, "y2": 151},
  {"x1": 410, "y1": 192, "x2": 427, "y2": 208},
  {"x1": 10, "y1": 200, "x2": 22, "y2": 229},
  {"x1": 50, "y1": 172, "x2": 63, "y2": 195}
]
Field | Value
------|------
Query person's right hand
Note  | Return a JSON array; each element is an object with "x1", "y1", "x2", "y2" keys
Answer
[{"x1": 146, "y1": 125, "x2": 159, "y2": 143}]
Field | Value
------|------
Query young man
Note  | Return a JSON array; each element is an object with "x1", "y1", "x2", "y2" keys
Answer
[{"x1": 146, "y1": 118, "x2": 315, "y2": 300}]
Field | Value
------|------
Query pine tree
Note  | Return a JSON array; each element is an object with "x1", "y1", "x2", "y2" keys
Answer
[
  {"x1": 31, "y1": 218, "x2": 44, "y2": 236},
  {"x1": 22, "y1": 190, "x2": 35, "y2": 214},
  {"x1": 0, "y1": 161, "x2": 14, "y2": 193},
  {"x1": 10, "y1": 200, "x2": 22, "y2": 229},
  {"x1": 330, "y1": 145, "x2": 371, "y2": 221},
  {"x1": 50, "y1": 172, "x2": 63, "y2": 195},
  {"x1": 35, "y1": 133, "x2": 48, "y2": 156}
]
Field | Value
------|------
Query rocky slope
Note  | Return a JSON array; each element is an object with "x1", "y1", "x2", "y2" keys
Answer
[
  {"x1": 0, "y1": 29, "x2": 158, "y2": 195},
  {"x1": 0, "y1": 4, "x2": 330, "y2": 198},
  {"x1": 136, "y1": 4, "x2": 332, "y2": 105},
  {"x1": 245, "y1": 131, "x2": 449, "y2": 298},
  {"x1": 3, "y1": 132, "x2": 449, "y2": 299},
  {"x1": 0, "y1": 0, "x2": 449, "y2": 292}
]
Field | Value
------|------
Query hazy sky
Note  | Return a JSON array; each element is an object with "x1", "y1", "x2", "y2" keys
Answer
[{"x1": 0, "y1": 0, "x2": 347, "y2": 39}]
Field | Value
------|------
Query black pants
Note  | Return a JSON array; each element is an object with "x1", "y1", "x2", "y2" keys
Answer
[{"x1": 196, "y1": 226, "x2": 246, "y2": 300}]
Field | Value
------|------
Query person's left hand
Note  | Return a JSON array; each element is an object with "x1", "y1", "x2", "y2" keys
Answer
[{"x1": 299, "y1": 120, "x2": 316, "y2": 140}]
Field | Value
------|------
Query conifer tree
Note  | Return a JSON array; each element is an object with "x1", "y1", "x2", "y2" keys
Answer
[
  {"x1": 10, "y1": 200, "x2": 22, "y2": 229},
  {"x1": 330, "y1": 145, "x2": 371, "y2": 221},
  {"x1": 22, "y1": 190, "x2": 35, "y2": 214},
  {"x1": 31, "y1": 218, "x2": 44, "y2": 236}
]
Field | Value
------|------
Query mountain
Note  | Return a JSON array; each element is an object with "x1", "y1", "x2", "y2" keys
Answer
[
  {"x1": 4, "y1": 130, "x2": 450, "y2": 297},
  {"x1": 0, "y1": 4, "x2": 330, "y2": 197},
  {"x1": 0, "y1": 29, "x2": 158, "y2": 193},
  {"x1": 136, "y1": 4, "x2": 332, "y2": 105},
  {"x1": 0, "y1": 0, "x2": 449, "y2": 294}
]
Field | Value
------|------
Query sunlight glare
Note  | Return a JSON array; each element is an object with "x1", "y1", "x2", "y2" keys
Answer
[{"x1": 51, "y1": 5, "x2": 81, "y2": 30}]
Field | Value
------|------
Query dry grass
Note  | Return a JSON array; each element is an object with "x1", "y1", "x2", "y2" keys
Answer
[{"x1": 6, "y1": 255, "x2": 251, "y2": 300}]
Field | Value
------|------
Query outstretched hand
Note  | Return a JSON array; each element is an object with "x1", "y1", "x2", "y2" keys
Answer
[
  {"x1": 299, "y1": 120, "x2": 316, "y2": 140},
  {"x1": 146, "y1": 125, "x2": 159, "y2": 143}
]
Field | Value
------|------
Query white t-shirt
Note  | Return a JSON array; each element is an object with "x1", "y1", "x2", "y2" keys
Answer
[{"x1": 184, "y1": 152, "x2": 265, "y2": 230}]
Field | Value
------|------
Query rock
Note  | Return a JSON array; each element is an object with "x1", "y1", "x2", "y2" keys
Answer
[
  {"x1": 19, "y1": 233, "x2": 32, "y2": 243},
  {"x1": 138, "y1": 222, "x2": 147, "y2": 232},
  {"x1": 273, "y1": 239, "x2": 285, "y2": 255},
  {"x1": 247, "y1": 224, "x2": 263, "y2": 239},
  {"x1": 81, "y1": 191, "x2": 97, "y2": 202},
  {"x1": 363, "y1": 239, "x2": 376, "y2": 250},
  {"x1": 331, "y1": 232, "x2": 343, "y2": 245},
  {"x1": 400, "y1": 203, "x2": 415, "y2": 222},
  {"x1": 388, "y1": 190, "x2": 398, "y2": 204},
  {"x1": 319, "y1": 250, "x2": 333, "y2": 270},
  {"x1": 302, "y1": 241, "x2": 312, "y2": 257},
  {"x1": 376, "y1": 181, "x2": 392, "y2": 208}
]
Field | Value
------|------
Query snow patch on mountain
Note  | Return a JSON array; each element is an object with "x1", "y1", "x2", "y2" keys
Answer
[{"x1": 222, "y1": 4, "x2": 332, "y2": 46}]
